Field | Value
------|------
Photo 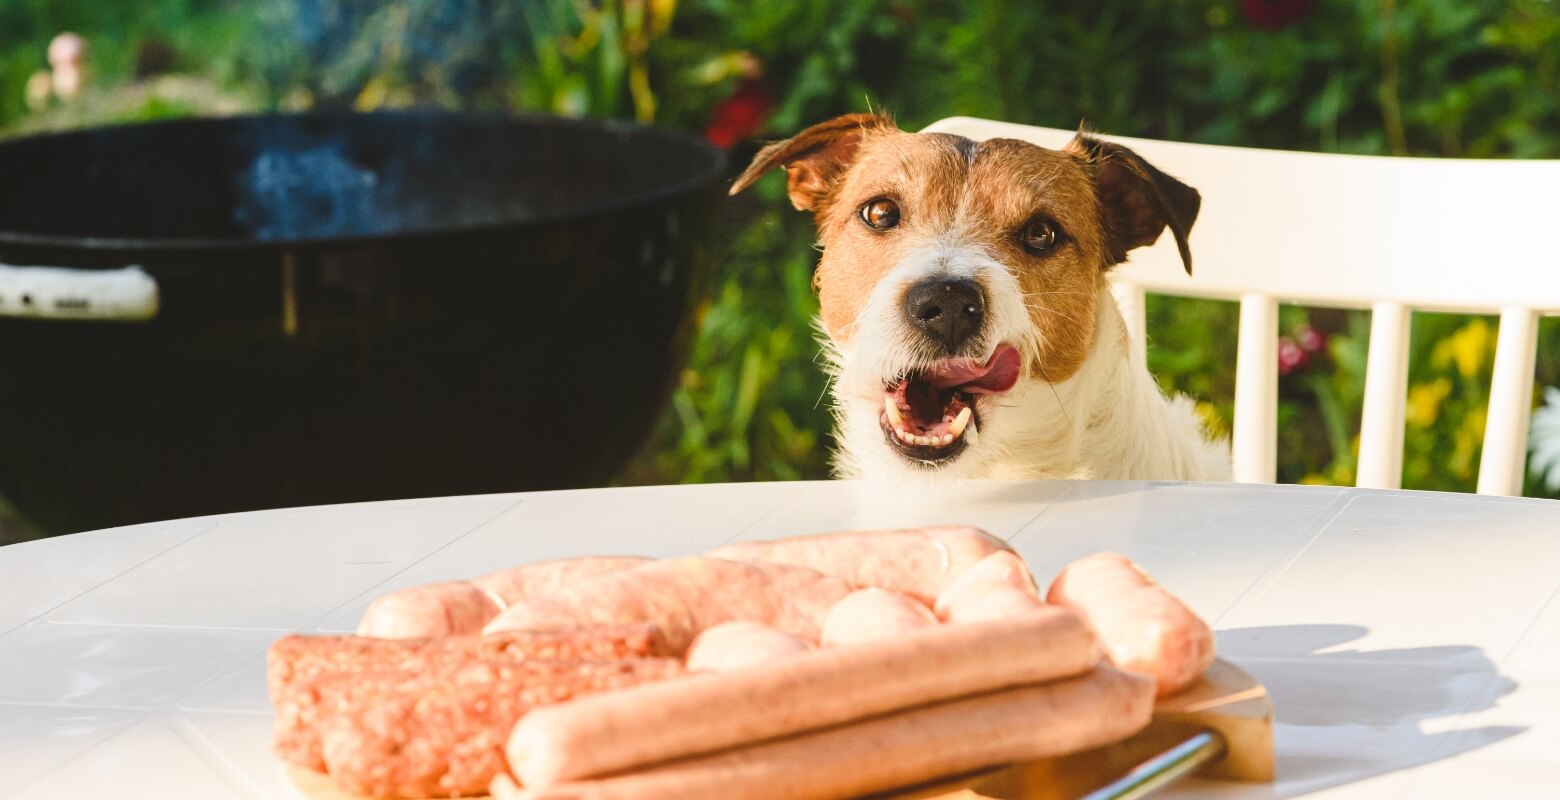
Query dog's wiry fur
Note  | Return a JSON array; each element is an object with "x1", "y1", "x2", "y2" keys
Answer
[{"x1": 732, "y1": 114, "x2": 1229, "y2": 490}]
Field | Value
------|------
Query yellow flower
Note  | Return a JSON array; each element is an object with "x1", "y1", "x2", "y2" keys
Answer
[
  {"x1": 1407, "y1": 378, "x2": 1453, "y2": 428},
  {"x1": 1430, "y1": 318, "x2": 1493, "y2": 379}
]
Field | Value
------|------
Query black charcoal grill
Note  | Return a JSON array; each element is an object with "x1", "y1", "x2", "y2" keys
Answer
[{"x1": 0, "y1": 111, "x2": 724, "y2": 533}]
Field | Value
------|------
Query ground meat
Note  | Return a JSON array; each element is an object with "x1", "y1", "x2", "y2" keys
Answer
[
  {"x1": 268, "y1": 624, "x2": 670, "y2": 700},
  {"x1": 317, "y1": 659, "x2": 685, "y2": 798},
  {"x1": 269, "y1": 626, "x2": 684, "y2": 797}
]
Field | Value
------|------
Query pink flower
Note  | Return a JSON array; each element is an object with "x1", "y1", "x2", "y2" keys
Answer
[
  {"x1": 1295, "y1": 324, "x2": 1326, "y2": 354},
  {"x1": 1241, "y1": 0, "x2": 1312, "y2": 30},
  {"x1": 705, "y1": 78, "x2": 774, "y2": 150},
  {"x1": 1278, "y1": 336, "x2": 1308, "y2": 376}
]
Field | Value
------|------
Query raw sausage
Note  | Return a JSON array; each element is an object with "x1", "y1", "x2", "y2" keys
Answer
[
  {"x1": 1046, "y1": 552, "x2": 1215, "y2": 696},
  {"x1": 685, "y1": 622, "x2": 811, "y2": 673},
  {"x1": 933, "y1": 550, "x2": 1041, "y2": 622},
  {"x1": 507, "y1": 608, "x2": 1100, "y2": 787},
  {"x1": 355, "y1": 557, "x2": 651, "y2": 639},
  {"x1": 819, "y1": 588, "x2": 938, "y2": 647},
  {"x1": 495, "y1": 665, "x2": 1153, "y2": 800},
  {"x1": 482, "y1": 557, "x2": 854, "y2": 652},
  {"x1": 705, "y1": 526, "x2": 1012, "y2": 605}
]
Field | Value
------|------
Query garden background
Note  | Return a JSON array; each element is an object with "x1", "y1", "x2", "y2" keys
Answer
[{"x1": 4, "y1": 0, "x2": 1560, "y2": 540}]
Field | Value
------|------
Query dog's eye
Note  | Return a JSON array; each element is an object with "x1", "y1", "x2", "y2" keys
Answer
[
  {"x1": 1020, "y1": 217, "x2": 1062, "y2": 254},
  {"x1": 860, "y1": 198, "x2": 901, "y2": 230}
]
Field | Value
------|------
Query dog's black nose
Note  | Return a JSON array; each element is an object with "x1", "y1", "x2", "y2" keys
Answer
[{"x1": 904, "y1": 278, "x2": 985, "y2": 352}]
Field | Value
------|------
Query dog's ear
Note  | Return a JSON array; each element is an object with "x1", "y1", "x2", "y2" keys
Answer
[
  {"x1": 1067, "y1": 134, "x2": 1200, "y2": 275},
  {"x1": 729, "y1": 113, "x2": 896, "y2": 211}
]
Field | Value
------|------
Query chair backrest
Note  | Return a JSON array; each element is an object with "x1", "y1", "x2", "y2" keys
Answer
[{"x1": 922, "y1": 116, "x2": 1560, "y2": 495}]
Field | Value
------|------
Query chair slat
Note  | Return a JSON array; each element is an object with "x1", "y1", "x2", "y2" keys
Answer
[
  {"x1": 1477, "y1": 307, "x2": 1541, "y2": 496},
  {"x1": 1233, "y1": 294, "x2": 1278, "y2": 483},
  {"x1": 1357, "y1": 302, "x2": 1412, "y2": 489},
  {"x1": 1111, "y1": 280, "x2": 1148, "y2": 366}
]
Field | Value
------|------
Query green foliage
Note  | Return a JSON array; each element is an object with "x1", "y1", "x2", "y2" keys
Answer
[{"x1": 3, "y1": 0, "x2": 1559, "y2": 495}]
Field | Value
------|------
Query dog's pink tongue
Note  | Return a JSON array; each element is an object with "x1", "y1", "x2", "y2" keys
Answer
[{"x1": 930, "y1": 345, "x2": 1022, "y2": 395}]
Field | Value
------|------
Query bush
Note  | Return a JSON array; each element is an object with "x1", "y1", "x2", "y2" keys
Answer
[{"x1": 3, "y1": 0, "x2": 1558, "y2": 497}]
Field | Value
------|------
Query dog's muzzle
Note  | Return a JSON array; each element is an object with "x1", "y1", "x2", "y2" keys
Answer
[{"x1": 880, "y1": 343, "x2": 1021, "y2": 464}]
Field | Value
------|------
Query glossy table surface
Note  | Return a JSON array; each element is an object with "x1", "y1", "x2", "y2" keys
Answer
[{"x1": 2, "y1": 479, "x2": 1559, "y2": 799}]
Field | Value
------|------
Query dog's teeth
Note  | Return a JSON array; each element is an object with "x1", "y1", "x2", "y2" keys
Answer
[
  {"x1": 948, "y1": 407, "x2": 973, "y2": 437},
  {"x1": 884, "y1": 399, "x2": 905, "y2": 427},
  {"x1": 966, "y1": 419, "x2": 979, "y2": 447},
  {"x1": 941, "y1": 434, "x2": 954, "y2": 446}
]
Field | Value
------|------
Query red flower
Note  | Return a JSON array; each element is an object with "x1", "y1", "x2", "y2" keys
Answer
[
  {"x1": 1241, "y1": 0, "x2": 1311, "y2": 30},
  {"x1": 705, "y1": 78, "x2": 774, "y2": 150},
  {"x1": 1278, "y1": 336, "x2": 1308, "y2": 376}
]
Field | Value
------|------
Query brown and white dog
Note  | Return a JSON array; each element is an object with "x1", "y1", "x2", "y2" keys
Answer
[{"x1": 731, "y1": 114, "x2": 1229, "y2": 484}]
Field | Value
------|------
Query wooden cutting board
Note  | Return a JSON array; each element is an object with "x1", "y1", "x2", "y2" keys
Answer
[
  {"x1": 288, "y1": 659, "x2": 1271, "y2": 800},
  {"x1": 888, "y1": 658, "x2": 1274, "y2": 800}
]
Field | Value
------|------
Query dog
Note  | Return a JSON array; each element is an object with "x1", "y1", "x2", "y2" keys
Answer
[{"x1": 730, "y1": 114, "x2": 1229, "y2": 485}]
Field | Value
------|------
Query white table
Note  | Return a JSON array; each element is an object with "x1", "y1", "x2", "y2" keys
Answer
[{"x1": 2, "y1": 479, "x2": 1558, "y2": 799}]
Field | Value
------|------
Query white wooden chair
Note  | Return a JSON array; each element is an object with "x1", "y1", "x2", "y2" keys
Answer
[{"x1": 923, "y1": 117, "x2": 1560, "y2": 496}]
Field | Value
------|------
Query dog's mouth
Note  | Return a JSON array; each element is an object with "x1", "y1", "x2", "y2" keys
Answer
[{"x1": 880, "y1": 344, "x2": 1022, "y2": 463}]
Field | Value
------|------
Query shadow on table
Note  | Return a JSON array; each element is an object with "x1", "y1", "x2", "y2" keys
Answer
[{"x1": 1212, "y1": 623, "x2": 1522, "y2": 797}]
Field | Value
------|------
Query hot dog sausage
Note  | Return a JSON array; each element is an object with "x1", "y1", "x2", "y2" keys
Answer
[
  {"x1": 496, "y1": 665, "x2": 1153, "y2": 800},
  {"x1": 1046, "y1": 551, "x2": 1215, "y2": 696},
  {"x1": 705, "y1": 526, "x2": 1012, "y2": 605},
  {"x1": 819, "y1": 588, "x2": 938, "y2": 647},
  {"x1": 355, "y1": 557, "x2": 651, "y2": 639},
  {"x1": 685, "y1": 622, "x2": 811, "y2": 673},
  {"x1": 507, "y1": 608, "x2": 1100, "y2": 787},
  {"x1": 482, "y1": 558, "x2": 854, "y2": 653}
]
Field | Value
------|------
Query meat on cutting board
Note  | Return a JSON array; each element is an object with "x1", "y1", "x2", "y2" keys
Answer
[
  {"x1": 268, "y1": 625, "x2": 670, "y2": 700},
  {"x1": 355, "y1": 557, "x2": 652, "y2": 639},
  {"x1": 508, "y1": 608, "x2": 1100, "y2": 787},
  {"x1": 934, "y1": 550, "x2": 1043, "y2": 622},
  {"x1": 482, "y1": 557, "x2": 855, "y2": 652},
  {"x1": 685, "y1": 621, "x2": 811, "y2": 673},
  {"x1": 318, "y1": 658, "x2": 684, "y2": 798},
  {"x1": 705, "y1": 526, "x2": 1012, "y2": 606},
  {"x1": 819, "y1": 587, "x2": 938, "y2": 647},
  {"x1": 498, "y1": 664, "x2": 1154, "y2": 800},
  {"x1": 1046, "y1": 551, "x2": 1216, "y2": 696}
]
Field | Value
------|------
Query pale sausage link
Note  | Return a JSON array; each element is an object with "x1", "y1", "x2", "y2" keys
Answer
[
  {"x1": 496, "y1": 665, "x2": 1153, "y2": 800},
  {"x1": 507, "y1": 608, "x2": 1100, "y2": 787}
]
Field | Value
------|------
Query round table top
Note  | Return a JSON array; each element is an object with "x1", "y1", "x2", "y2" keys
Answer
[{"x1": 2, "y1": 479, "x2": 1558, "y2": 799}]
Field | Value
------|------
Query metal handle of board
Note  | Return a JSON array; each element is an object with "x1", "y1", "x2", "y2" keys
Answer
[{"x1": 1078, "y1": 729, "x2": 1228, "y2": 800}]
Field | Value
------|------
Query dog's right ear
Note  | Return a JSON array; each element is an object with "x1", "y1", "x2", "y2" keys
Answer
[{"x1": 729, "y1": 113, "x2": 895, "y2": 211}]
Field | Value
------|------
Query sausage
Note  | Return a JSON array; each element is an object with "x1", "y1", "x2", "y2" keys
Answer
[
  {"x1": 482, "y1": 558, "x2": 854, "y2": 652},
  {"x1": 306, "y1": 658, "x2": 685, "y2": 798},
  {"x1": 685, "y1": 622, "x2": 811, "y2": 673},
  {"x1": 939, "y1": 585, "x2": 1046, "y2": 624},
  {"x1": 355, "y1": 557, "x2": 651, "y2": 639},
  {"x1": 933, "y1": 550, "x2": 1040, "y2": 621},
  {"x1": 268, "y1": 625, "x2": 670, "y2": 701},
  {"x1": 819, "y1": 588, "x2": 937, "y2": 647},
  {"x1": 705, "y1": 526, "x2": 1012, "y2": 605},
  {"x1": 496, "y1": 665, "x2": 1154, "y2": 800},
  {"x1": 1046, "y1": 552, "x2": 1215, "y2": 696},
  {"x1": 507, "y1": 608, "x2": 1100, "y2": 787}
]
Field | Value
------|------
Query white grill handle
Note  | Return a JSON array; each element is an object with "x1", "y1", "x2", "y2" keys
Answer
[{"x1": 0, "y1": 263, "x2": 159, "y2": 321}]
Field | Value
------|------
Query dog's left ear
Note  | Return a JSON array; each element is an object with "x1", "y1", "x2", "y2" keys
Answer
[
  {"x1": 729, "y1": 113, "x2": 896, "y2": 211},
  {"x1": 1067, "y1": 135, "x2": 1200, "y2": 275}
]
